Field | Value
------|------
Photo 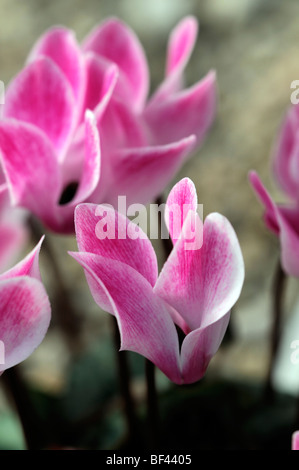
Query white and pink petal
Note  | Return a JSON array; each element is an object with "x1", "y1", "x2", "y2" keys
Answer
[
  {"x1": 69, "y1": 252, "x2": 182, "y2": 384},
  {"x1": 165, "y1": 177, "x2": 198, "y2": 245},
  {"x1": 155, "y1": 212, "x2": 244, "y2": 331},
  {"x1": 0, "y1": 276, "x2": 51, "y2": 373}
]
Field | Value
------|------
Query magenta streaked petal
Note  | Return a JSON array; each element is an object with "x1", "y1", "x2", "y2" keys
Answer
[
  {"x1": 100, "y1": 97, "x2": 148, "y2": 153},
  {"x1": 248, "y1": 171, "x2": 280, "y2": 235},
  {"x1": 166, "y1": 16, "x2": 198, "y2": 78},
  {"x1": 165, "y1": 177, "x2": 198, "y2": 245},
  {"x1": 154, "y1": 212, "x2": 244, "y2": 331},
  {"x1": 0, "y1": 237, "x2": 44, "y2": 282},
  {"x1": 81, "y1": 53, "x2": 119, "y2": 123},
  {"x1": 66, "y1": 110, "x2": 101, "y2": 206},
  {"x1": 144, "y1": 70, "x2": 216, "y2": 147},
  {"x1": 74, "y1": 203, "x2": 158, "y2": 286},
  {"x1": 108, "y1": 135, "x2": 196, "y2": 206},
  {"x1": 48, "y1": 106, "x2": 101, "y2": 233},
  {"x1": 0, "y1": 276, "x2": 51, "y2": 372},
  {"x1": 148, "y1": 16, "x2": 198, "y2": 104},
  {"x1": 82, "y1": 17, "x2": 149, "y2": 111},
  {"x1": 272, "y1": 107, "x2": 299, "y2": 201},
  {"x1": 249, "y1": 171, "x2": 299, "y2": 277},
  {"x1": 69, "y1": 251, "x2": 182, "y2": 384},
  {"x1": 4, "y1": 56, "x2": 75, "y2": 155},
  {"x1": 27, "y1": 26, "x2": 85, "y2": 105},
  {"x1": 180, "y1": 313, "x2": 230, "y2": 384},
  {"x1": 0, "y1": 120, "x2": 61, "y2": 228},
  {"x1": 275, "y1": 206, "x2": 299, "y2": 277}
]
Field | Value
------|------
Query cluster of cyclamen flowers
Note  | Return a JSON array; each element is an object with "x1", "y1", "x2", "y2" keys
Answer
[{"x1": 0, "y1": 16, "x2": 245, "y2": 386}]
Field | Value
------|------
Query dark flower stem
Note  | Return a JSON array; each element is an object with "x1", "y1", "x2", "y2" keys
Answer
[
  {"x1": 143, "y1": 194, "x2": 174, "y2": 449},
  {"x1": 264, "y1": 259, "x2": 286, "y2": 401},
  {"x1": 155, "y1": 195, "x2": 173, "y2": 260},
  {"x1": 145, "y1": 359, "x2": 160, "y2": 449},
  {"x1": 2, "y1": 366, "x2": 48, "y2": 449},
  {"x1": 29, "y1": 215, "x2": 141, "y2": 445},
  {"x1": 111, "y1": 316, "x2": 140, "y2": 446},
  {"x1": 28, "y1": 215, "x2": 83, "y2": 351}
]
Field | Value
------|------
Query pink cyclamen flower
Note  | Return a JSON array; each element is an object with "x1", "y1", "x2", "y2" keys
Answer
[
  {"x1": 292, "y1": 430, "x2": 299, "y2": 450},
  {"x1": 249, "y1": 102, "x2": 299, "y2": 277},
  {"x1": 0, "y1": 16, "x2": 216, "y2": 233},
  {"x1": 0, "y1": 237, "x2": 51, "y2": 375},
  {"x1": 69, "y1": 178, "x2": 244, "y2": 384},
  {"x1": 0, "y1": 183, "x2": 28, "y2": 272}
]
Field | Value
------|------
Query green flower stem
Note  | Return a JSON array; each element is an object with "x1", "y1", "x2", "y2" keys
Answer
[
  {"x1": 145, "y1": 358, "x2": 160, "y2": 449},
  {"x1": 265, "y1": 259, "x2": 286, "y2": 401}
]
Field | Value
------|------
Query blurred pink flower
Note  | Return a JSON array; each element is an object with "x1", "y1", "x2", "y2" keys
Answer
[
  {"x1": 0, "y1": 237, "x2": 51, "y2": 375},
  {"x1": 292, "y1": 430, "x2": 299, "y2": 450},
  {"x1": 0, "y1": 16, "x2": 216, "y2": 233},
  {"x1": 0, "y1": 183, "x2": 28, "y2": 273},
  {"x1": 70, "y1": 178, "x2": 244, "y2": 384},
  {"x1": 249, "y1": 103, "x2": 299, "y2": 277}
]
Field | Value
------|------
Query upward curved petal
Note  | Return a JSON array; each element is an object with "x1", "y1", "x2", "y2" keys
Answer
[
  {"x1": 144, "y1": 71, "x2": 217, "y2": 147},
  {"x1": 249, "y1": 170, "x2": 299, "y2": 277},
  {"x1": 27, "y1": 26, "x2": 85, "y2": 107},
  {"x1": 62, "y1": 110, "x2": 101, "y2": 206},
  {"x1": 272, "y1": 106, "x2": 299, "y2": 201},
  {"x1": 80, "y1": 53, "x2": 119, "y2": 123},
  {"x1": 69, "y1": 251, "x2": 182, "y2": 384},
  {"x1": 149, "y1": 16, "x2": 199, "y2": 104},
  {"x1": 248, "y1": 171, "x2": 280, "y2": 234},
  {"x1": 0, "y1": 276, "x2": 51, "y2": 372},
  {"x1": 82, "y1": 17, "x2": 149, "y2": 111},
  {"x1": 0, "y1": 237, "x2": 44, "y2": 282},
  {"x1": 165, "y1": 177, "x2": 198, "y2": 245},
  {"x1": 4, "y1": 56, "x2": 75, "y2": 156},
  {"x1": 166, "y1": 16, "x2": 199, "y2": 78},
  {"x1": 108, "y1": 136, "x2": 196, "y2": 207},
  {"x1": 154, "y1": 212, "x2": 244, "y2": 331},
  {"x1": 0, "y1": 224, "x2": 28, "y2": 274}
]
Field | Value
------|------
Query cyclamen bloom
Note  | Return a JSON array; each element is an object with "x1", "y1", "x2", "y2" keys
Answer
[
  {"x1": 70, "y1": 178, "x2": 244, "y2": 384},
  {"x1": 0, "y1": 237, "x2": 51, "y2": 375},
  {"x1": 249, "y1": 102, "x2": 299, "y2": 277},
  {"x1": 0, "y1": 16, "x2": 216, "y2": 233}
]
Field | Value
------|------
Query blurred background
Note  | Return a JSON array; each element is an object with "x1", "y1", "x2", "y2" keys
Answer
[{"x1": 1, "y1": 0, "x2": 299, "y2": 450}]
